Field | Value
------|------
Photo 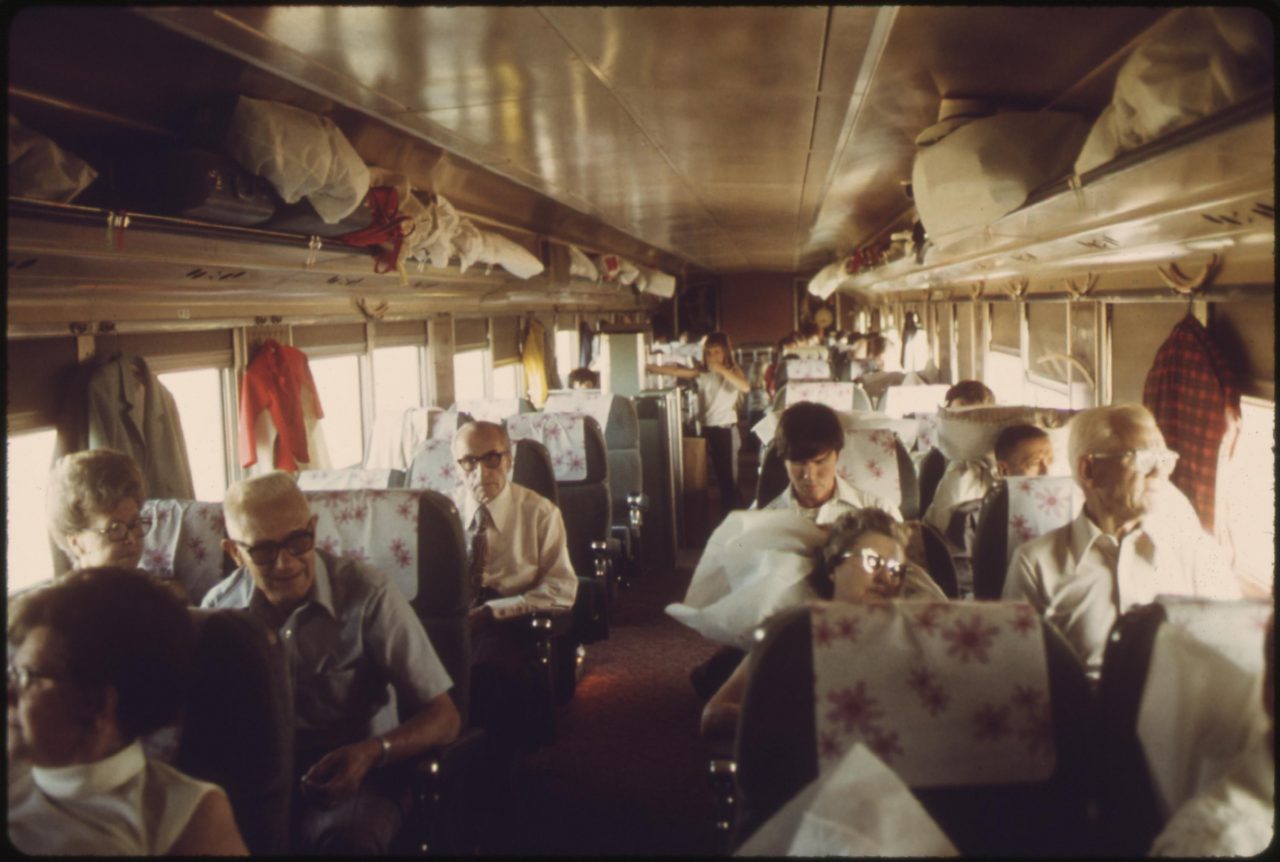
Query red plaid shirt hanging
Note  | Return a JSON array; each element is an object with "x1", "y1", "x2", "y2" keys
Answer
[{"x1": 1142, "y1": 315, "x2": 1241, "y2": 532}]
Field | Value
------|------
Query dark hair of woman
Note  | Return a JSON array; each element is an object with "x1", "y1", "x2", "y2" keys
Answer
[{"x1": 8, "y1": 567, "x2": 195, "y2": 740}]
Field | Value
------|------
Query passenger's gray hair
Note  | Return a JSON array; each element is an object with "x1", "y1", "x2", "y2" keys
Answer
[
  {"x1": 46, "y1": 449, "x2": 146, "y2": 555},
  {"x1": 809, "y1": 507, "x2": 909, "y2": 599},
  {"x1": 222, "y1": 472, "x2": 309, "y2": 540},
  {"x1": 1067, "y1": 404, "x2": 1160, "y2": 481},
  {"x1": 453, "y1": 420, "x2": 511, "y2": 451}
]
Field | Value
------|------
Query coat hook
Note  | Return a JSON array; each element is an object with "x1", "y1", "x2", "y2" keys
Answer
[
  {"x1": 1065, "y1": 272, "x2": 1098, "y2": 300},
  {"x1": 968, "y1": 281, "x2": 985, "y2": 301},
  {"x1": 355, "y1": 297, "x2": 389, "y2": 321},
  {"x1": 1157, "y1": 254, "x2": 1221, "y2": 296},
  {"x1": 1003, "y1": 277, "x2": 1029, "y2": 300}
]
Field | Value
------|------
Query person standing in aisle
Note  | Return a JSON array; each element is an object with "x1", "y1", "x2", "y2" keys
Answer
[{"x1": 647, "y1": 331, "x2": 750, "y2": 516}]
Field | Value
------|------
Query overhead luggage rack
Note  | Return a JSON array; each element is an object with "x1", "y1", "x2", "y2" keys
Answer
[{"x1": 843, "y1": 95, "x2": 1275, "y2": 299}]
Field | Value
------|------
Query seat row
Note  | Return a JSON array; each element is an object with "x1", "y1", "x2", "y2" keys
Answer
[{"x1": 719, "y1": 594, "x2": 1271, "y2": 855}]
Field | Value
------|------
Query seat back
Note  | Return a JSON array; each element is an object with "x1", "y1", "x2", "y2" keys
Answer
[
  {"x1": 550, "y1": 416, "x2": 612, "y2": 582},
  {"x1": 914, "y1": 520, "x2": 959, "y2": 598},
  {"x1": 302, "y1": 489, "x2": 471, "y2": 724},
  {"x1": 175, "y1": 608, "x2": 294, "y2": 855},
  {"x1": 510, "y1": 437, "x2": 560, "y2": 506},
  {"x1": 734, "y1": 601, "x2": 1093, "y2": 855},
  {"x1": 296, "y1": 467, "x2": 405, "y2": 489},
  {"x1": 783, "y1": 357, "x2": 832, "y2": 381},
  {"x1": 1097, "y1": 597, "x2": 1272, "y2": 856},
  {"x1": 140, "y1": 499, "x2": 232, "y2": 605},
  {"x1": 880, "y1": 383, "x2": 952, "y2": 418},
  {"x1": 917, "y1": 447, "x2": 948, "y2": 515},
  {"x1": 783, "y1": 381, "x2": 857, "y2": 413},
  {"x1": 456, "y1": 397, "x2": 533, "y2": 423},
  {"x1": 972, "y1": 476, "x2": 1082, "y2": 599}
]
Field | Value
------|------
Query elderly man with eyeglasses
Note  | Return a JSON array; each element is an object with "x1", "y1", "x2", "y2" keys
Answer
[
  {"x1": 450, "y1": 421, "x2": 577, "y2": 635},
  {"x1": 1002, "y1": 404, "x2": 1241, "y2": 675},
  {"x1": 199, "y1": 472, "x2": 460, "y2": 854}
]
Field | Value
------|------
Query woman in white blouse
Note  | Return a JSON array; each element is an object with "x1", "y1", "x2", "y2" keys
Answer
[
  {"x1": 8, "y1": 567, "x2": 247, "y2": 855},
  {"x1": 647, "y1": 331, "x2": 750, "y2": 514}
]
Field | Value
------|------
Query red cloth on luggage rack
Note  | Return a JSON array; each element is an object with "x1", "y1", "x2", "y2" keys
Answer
[{"x1": 332, "y1": 186, "x2": 414, "y2": 274}]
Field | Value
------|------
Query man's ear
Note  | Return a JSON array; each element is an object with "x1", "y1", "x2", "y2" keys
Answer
[
  {"x1": 997, "y1": 460, "x2": 1010, "y2": 478},
  {"x1": 65, "y1": 531, "x2": 87, "y2": 560},
  {"x1": 221, "y1": 538, "x2": 243, "y2": 567},
  {"x1": 1076, "y1": 456, "x2": 1094, "y2": 488}
]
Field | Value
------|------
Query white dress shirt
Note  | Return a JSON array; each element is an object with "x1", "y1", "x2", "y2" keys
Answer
[
  {"x1": 1002, "y1": 509, "x2": 1241, "y2": 674},
  {"x1": 453, "y1": 482, "x2": 578, "y2": 620},
  {"x1": 923, "y1": 456, "x2": 997, "y2": 535},
  {"x1": 761, "y1": 474, "x2": 902, "y2": 524}
]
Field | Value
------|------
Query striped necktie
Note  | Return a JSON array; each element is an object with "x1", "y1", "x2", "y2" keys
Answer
[{"x1": 468, "y1": 505, "x2": 491, "y2": 601}]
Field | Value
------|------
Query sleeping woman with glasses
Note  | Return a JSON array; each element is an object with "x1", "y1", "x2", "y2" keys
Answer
[
  {"x1": 46, "y1": 450, "x2": 154, "y2": 573},
  {"x1": 699, "y1": 508, "x2": 946, "y2": 738}
]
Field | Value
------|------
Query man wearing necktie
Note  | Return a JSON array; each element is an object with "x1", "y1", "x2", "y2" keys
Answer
[{"x1": 450, "y1": 421, "x2": 577, "y2": 662}]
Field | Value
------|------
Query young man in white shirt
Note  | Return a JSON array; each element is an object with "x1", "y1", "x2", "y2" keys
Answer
[
  {"x1": 760, "y1": 401, "x2": 901, "y2": 524},
  {"x1": 1002, "y1": 405, "x2": 1241, "y2": 675}
]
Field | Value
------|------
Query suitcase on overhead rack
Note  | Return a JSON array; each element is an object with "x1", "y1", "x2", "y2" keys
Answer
[
  {"x1": 109, "y1": 147, "x2": 278, "y2": 226},
  {"x1": 262, "y1": 192, "x2": 378, "y2": 237}
]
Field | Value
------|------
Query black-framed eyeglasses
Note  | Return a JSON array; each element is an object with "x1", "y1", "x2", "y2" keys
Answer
[
  {"x1": 456, "y1": 450, "x2": 508, "y2": 472},
  {"x1": 836, "y1": 547, "x2": 906, "y2": 581},
  {"x1": 89, "y1": 516, "x2": 153, "y2": 543},
  {"x1": 234, "y1": 529, "x2": 316, "y2": 566},
  {"x1": 7, "y1": 663, "x2": 65, "y2": 692}
]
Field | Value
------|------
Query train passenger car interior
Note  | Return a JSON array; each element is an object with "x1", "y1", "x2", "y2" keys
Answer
[{"x1": 7, "y1": 5, "x2": 1275, "y2": 857}]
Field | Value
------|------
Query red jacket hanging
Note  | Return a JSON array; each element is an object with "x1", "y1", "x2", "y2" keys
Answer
[
  {"x1": 1142, "y1": 315, "x2": 1240, "y2": 532},
  {"x1": 239, "y1": 339, "x2": 325, "y2": 470}
]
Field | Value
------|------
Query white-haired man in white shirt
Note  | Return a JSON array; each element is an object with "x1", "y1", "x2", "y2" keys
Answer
[{"x1": 1003, "y1": 404, "x2": 1241, "y2": 675}]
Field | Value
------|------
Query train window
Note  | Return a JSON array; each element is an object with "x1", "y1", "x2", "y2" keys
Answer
[
  {"x1": 454, "y1": 348, "x2": 487, "y2": 400},
  {"x1": 555, "y1": 327, "x2": 579, "y2": 381},
  {"x1": 984, "y1": 348, "x2": 1027, "y2": 404},
  {"x1": 1223, "y1": 396, "x2": 1275, "y2": 592},
  {"x1": 7, "y1": 428, "x2": 58, "y2": 595},
  {"x1": 309, "y1": 355, "x2": 364, "y2": 468},
  {"x1": 156, "y1": 369, "x2": 228, "y2": 502},
  {"x1": 372, "y1": 345, "x2": 423, "y2": 415},
  {"x1": 492, "y1": 362, "x2": 523, "y2": 400}
]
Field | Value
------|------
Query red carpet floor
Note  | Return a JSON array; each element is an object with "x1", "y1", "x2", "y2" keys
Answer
[{"x1": 481, "y1": 549, "x2": 723, "y2": 856}]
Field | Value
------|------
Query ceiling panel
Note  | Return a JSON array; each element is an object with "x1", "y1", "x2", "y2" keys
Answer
[
  {"x1": 540, "y1": 7, "x2": 828, "y2": 94},
  {"x1": 220, "y1": 6, "x2": 594, "y2": 110}
]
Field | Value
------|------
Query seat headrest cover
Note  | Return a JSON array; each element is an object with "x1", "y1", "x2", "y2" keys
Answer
[
  {"x1": 407, "y1": 438, "x2": 463, "y2": 495},
  {"x1": 810, "y1": 599, "x2": 1053, "y2": 788},
  {"x1": 140, "y1": 499, "x2": 228, "y2": 605},
  {"x1": 785, "y1": 381, "x2": 856, "y2": 412},
  {"x1": 306, "y1": 489, "x2": 420, "y2": 601},
  {"x1": 1136, "y1": 599, "x2": 1271, "y2": 818},
  {"x1": 506, "y1": 413, "x2": 588, "y2": 481},
  {"x1": 836, "y1": 428, "x2": 903, "y2": 507},
  {"x1": 1005, "y1": 476, "x2": 1083, "y2": 565}
]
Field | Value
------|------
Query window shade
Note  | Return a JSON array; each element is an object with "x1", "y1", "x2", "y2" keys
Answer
[
  {"x1": 491, "y1": 316, "x2": 521, "y2": 365},
  {"x1": 1211, "y1": 301, "x2": 1274, "y2": 398},
  {"x1": 1110, "y1": 303, "x2": 1188, "y2": 405},
  {"x1": 373, "y1": 320, "x2": 428, "y2": 348},
  {"x1": 293, "y1": 323, "x2": 366, "y2": 355},
  {"x1": 454, "y1": 318, "x2": 489, "y2": 352},
  {"x1": 1027, "y1": 303, "x2": 1068, "y2": 383},
  {"x1": 989, "y1": 302, "x2": 1020, "y2": 352}
]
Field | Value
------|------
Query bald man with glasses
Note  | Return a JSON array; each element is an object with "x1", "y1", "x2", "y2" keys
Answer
[
  {"x1": 450, "y1": 421, "x2": 577, "y2": 637},
  {"x1": 201, "y1": 472, "x2": 460, "y2": 854},
  {"x1": 1002, "y1": 405, "x2": 1241, "y2": 676}
]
